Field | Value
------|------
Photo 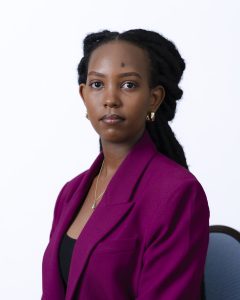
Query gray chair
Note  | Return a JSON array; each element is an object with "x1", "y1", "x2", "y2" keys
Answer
[{"x1": 203, "y1": 225, "x2": 240, "y2": 300}]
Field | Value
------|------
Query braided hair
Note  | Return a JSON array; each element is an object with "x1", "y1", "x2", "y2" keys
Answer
[{"x1": 77, "y1": 29, "x2": 189, "y2": 170}]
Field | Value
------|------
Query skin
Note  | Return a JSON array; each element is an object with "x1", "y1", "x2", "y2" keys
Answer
[{"x1": 79, "y1": 40, "x2": 165, "y2": 182}]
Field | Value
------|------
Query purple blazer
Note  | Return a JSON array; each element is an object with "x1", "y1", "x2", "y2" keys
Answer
[{"x1": 42, "y1": 129, "x2": 210, "y2": 300}]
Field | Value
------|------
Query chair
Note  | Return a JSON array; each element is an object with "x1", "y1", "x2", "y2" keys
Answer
[{"x1": 203, "y1": 225, "x2": 240, "y2": 299}]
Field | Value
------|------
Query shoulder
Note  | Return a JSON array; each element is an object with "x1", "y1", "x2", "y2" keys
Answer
[
  {"x1": 143, "y1": 153, "x2": 209, "y2": 244},
  {"x1": 49, "y1": 169, "x2": 88, "y2": 237},
  {"x1": 64, "y1": 169, "x2": 88, "y2": 190},
  {"x1": 151, "y1": 152, "x2": 198, "y2": 181},
  {"x1": 142, "y1": 152, "x2": 209, "y2": 215},
  {"x1": 147, "y1": 152, "x2": 205, "y2": 193},
  {"x1": 59, "y1": 169, "x2": 88, "y2": 202},
  {"x1": 53, "y1": 169, "x2": 88, "y2": 211}
]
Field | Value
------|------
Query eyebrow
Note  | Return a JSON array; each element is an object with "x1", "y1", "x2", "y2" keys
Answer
[{"x1": 87, "y1": 71, "x2": 142, "y2": 79}]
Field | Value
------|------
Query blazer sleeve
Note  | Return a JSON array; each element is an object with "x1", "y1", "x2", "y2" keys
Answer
[{"x1": 136, "y1": 179, "x2": 210, "y2": 300}]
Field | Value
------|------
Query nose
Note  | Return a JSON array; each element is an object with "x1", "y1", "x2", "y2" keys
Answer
[{"x1": 103, "y1": 85, "x2": 121, "y2": 108}]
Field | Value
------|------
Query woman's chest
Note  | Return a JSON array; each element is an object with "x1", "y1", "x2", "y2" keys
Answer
[{"x1": 66, "y1": 178, "x2": 98, "y2": 240}]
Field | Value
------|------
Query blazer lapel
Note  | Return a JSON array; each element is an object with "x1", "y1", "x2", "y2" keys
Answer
[{"x1": 59, "y1": 129, "x2": 158, "y2": 300}]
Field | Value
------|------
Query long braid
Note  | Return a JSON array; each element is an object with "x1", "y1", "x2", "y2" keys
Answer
[{"x1": 77, "y1": 29, "x2": 189, "y2": 170}]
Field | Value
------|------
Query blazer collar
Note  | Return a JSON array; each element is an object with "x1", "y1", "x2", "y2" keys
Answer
[
  {"x1": 52, "y1": 129, "x2": 159, "y2": 300},
  {"x1": 101, "y1": 128, "x2": 158, "y2": 206}
]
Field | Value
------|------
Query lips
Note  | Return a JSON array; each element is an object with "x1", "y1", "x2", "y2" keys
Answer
[
  {"x1": 100, "y1": 113, "x2": 125, "y2": 125},
  {"x1": 101, "y1": 113, "x2": 124, "y2": 121}
]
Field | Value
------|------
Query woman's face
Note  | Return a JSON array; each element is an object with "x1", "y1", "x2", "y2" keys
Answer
[{"x1": 79, "y1": 40, "x2": 164, "y2": 145}]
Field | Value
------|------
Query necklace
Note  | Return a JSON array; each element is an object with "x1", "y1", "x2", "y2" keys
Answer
[{"x1": 92, "y1": 159, "x2": 106, "y2": 210}]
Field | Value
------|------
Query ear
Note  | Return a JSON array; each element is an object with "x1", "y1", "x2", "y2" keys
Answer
[
  {"x1": 149, "y1": 85, "x2": 165, "y2": 112},
  {"x1": 79, "y1": 83, "x2": 87, "y2": 106}
]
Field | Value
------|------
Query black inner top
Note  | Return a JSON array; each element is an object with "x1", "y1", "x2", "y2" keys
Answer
[{"x1": 59, "y1": 233, "x2": 77, "y2": 289}]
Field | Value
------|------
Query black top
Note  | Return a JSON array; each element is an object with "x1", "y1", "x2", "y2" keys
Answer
[{"x1": 59, "y1": 233, "x2": 77, "y2": 289}]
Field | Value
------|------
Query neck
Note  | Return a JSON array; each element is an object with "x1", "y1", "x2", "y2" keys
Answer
[{"x1": 100, "y1": 129, "x2": 145, "y2": 178}]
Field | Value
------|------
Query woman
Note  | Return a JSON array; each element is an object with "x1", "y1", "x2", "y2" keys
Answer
[{"x1": 42, "y1": 29, "x2": 210, "y2": 300}]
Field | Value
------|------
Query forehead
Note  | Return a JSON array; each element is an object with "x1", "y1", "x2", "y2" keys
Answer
[{"x1": 88, "y1": 40, "x2": 150, "y2": 75}]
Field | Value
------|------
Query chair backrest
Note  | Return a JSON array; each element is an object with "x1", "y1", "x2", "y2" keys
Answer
[{"x1": 204, "y1": 225, "x2": 240, "y2": 300}]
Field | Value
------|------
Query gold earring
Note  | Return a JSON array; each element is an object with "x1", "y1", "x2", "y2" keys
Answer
[{"x1": 146, "y1": 112, "x2": 155, "y2": 122}]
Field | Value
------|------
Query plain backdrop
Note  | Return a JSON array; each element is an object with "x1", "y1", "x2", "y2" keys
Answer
[{"x1": 0, "y1": 0, "x2": 239, "y2": 299}]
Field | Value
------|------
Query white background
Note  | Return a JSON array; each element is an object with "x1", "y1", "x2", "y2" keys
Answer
[{"x1": 0, "y1": 0, "x2": 239, "y2": 299}]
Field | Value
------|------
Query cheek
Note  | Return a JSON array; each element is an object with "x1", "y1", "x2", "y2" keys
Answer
[
  {"x1": 127, "y1": 95, "x2": 149, "y2": 116},
  {"x1": 85, "y1": 95, "x2": 101, "y2": 114}
]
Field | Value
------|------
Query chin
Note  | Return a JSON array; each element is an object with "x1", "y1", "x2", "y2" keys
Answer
[
  {"x1": 100, "y1": 130, "x2": 144, "y2": 146},
  {"x1": 100, "y1": 133, "x2": 127, "y2": 144}
]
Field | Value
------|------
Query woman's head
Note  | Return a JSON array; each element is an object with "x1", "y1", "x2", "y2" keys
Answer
[
  {"x1": 78, "y1": 39, "x2": 165, "y2": 146},
  {"x1": 77, "y1": 29, "x2": 189, "y2": 169}
]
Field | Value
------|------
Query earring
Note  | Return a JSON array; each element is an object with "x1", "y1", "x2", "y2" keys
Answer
[
  {"x1": 85, "y1": 112, "x2": 89, "y2": 119},
  {"x1": 146, "y1": 112, "x2": 155, "y2": 122}
]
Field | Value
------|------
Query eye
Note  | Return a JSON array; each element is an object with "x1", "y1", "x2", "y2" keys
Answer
[
  {"x1": 89, "y1": 81, "x2": 103, "y2": 89},
  {"x1": 121, "y1": 81, "x2": 138, "y2": 89}
]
